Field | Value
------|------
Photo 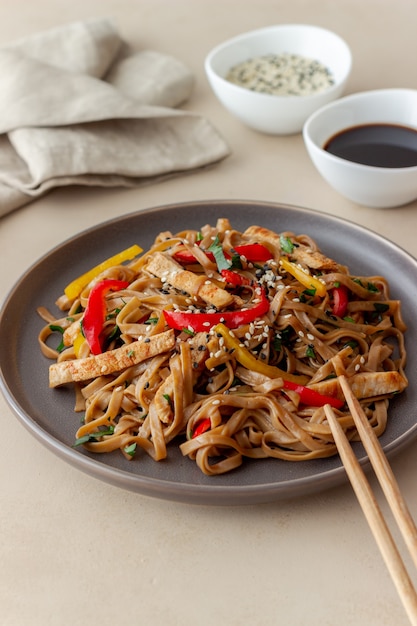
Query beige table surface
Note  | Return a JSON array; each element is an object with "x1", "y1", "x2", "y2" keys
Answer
[{"x1": 1, "y1": 1, "x2": 417, "y2": 625}]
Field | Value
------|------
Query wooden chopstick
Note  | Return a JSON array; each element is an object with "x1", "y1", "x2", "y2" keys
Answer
[
  {"x1": 338, "y1": 375, "x2": 417, "y2": 570},
  {"x1": 324, "y1": 375, "x2": 417, "y2": 626}
]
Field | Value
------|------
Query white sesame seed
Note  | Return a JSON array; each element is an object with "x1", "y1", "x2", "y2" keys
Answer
[
  {"x1": 214, "y1": 350, "x2": 222, "y2": 358},
  {"x1": 212, "y1": 400, "x2": 220, "y2": 405},
  {"x1": 307, "y1": 333, "x2": 314, "y2": 341},
  {"x1": 355, "y1": 364, "x2": 360, "y2": 371},
  {"x1": 203, "y1": 321, "x2": 211, "y2": 327}
]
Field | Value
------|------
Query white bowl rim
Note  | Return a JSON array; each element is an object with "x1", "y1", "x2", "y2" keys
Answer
[
  {"x1": 205, "y1": 23, "x2": 352, "y2": 102},
  {"x1": 303, "y1": 88, "x2": 417, "y2": 173}
]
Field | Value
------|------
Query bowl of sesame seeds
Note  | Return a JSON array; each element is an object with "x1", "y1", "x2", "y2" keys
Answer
[{"x1": 205, "y1": 24, "x2": 352, "y2": 135}]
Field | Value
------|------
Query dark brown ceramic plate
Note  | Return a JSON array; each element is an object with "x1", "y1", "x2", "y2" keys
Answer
[{"x1": 1, "y1": 200, "x2": 416, "y2": 505}]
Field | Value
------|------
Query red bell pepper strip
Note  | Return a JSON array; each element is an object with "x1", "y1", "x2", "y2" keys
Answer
[
  {"x1": 173, "y1": 243, "x2": 215, "y2": 264},
  {"x1": 163, "y1": 288, "x2": 269, "y2": 332},
  {"x1": 233, "y1": 243, "x2": 273, "y2": 262},
  {"x1": 83, "y1": 279, "x2": 129, "y2": 355},
  {"x1": 331, "y1": 285, "x2": 349, "y2": 318},
  {"x1": 192, "y1": 418, "x2": 211, "y2": 438},
  {"x1": 283, "y1": 380, "x2": 344, "y2": 409},
  {"x1": 221, "y1": 269, "x2": 251, "y2": 286},
  {"x1": 173, "y1": 242, "x2": 272, "y2": 265}
]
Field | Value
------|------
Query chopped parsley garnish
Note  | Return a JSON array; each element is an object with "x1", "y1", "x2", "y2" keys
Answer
[
  {"x1": 279, "y1": 234, "x2": 294, "y2": 254},
  {"x1": 124, "y1": 443, "x2": 137, "y2": 457},
  {"x1": 73, "y1": 426, "x2": 115, "y2": 447},
  {"x1": 306, "y1": 344, "x2": 316, "y2": 359},
  {"x1": 374, "y1": 303, "x2": 390, "y2": 313},
  {"x1": 145, "y1": 317, "x2": 159, "y2": 325},
  {"x1": 208, "y1": 235, "x2": 231, "y2": 272},
  {"x1": 49, "y1": 324, "x2": 65, "y2": 353}
]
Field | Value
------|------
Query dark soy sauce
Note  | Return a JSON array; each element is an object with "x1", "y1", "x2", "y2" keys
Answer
[{"x1": 324, "y1": 123, "x2": 417, "y2": 168}]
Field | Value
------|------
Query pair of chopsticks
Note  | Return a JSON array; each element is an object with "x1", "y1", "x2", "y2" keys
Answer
[{"x1": 324, "y1": 375, "x2": 417, "y2": 626}]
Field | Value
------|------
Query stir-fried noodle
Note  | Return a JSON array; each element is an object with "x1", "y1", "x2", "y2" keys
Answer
[{"x1": 38, "y1": 219, "x2": 407, "y2": 475}]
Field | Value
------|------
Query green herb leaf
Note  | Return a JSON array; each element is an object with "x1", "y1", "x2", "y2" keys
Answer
[
  {"x1": 49, "y1": 324, "x2": 65, "y2": 353},
  {"x1": 343, "y1": 340, "x2": 358, "y2": 350},
  {"x1": 374, "y1": 303, "x2": 389, "y2": 312},
  {"x1": 73, "y1": 426, "x2": 115, "y2": 447},
  {"x1": 306, "y1": 344, "x2": 316, "y2": 359},
  {"x1": 145, "y1": 317, "x2": 159, "y2": 325},
  {"x1": 229, "y1": 252, "x2": 243, "y2": 270},
  {"x1": 279, "y1": 234, "x2": 294, "y2": 254},
  {"x1": 302, "y1": 287, "x2": 317, "y2": 297},
  {"x1": 124, "y1": 443, "x2": 137, "y2": 457},
  {"x1": 208, "y1": 235, "x2": 231, "y2": 272},
  {"x1": 163, "y1": 393, "x2": 173, "y2": 408}
]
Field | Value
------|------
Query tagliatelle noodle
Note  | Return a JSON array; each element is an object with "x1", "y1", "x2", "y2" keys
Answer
[{"x1": 37, "y1": 218, "x2": 408, "y2": 475}]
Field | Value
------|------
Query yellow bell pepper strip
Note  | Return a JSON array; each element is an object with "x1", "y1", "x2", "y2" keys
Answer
[
  {"x1": 213, "y1": 323, "x2": 309, "y2": 385},
  {"x1": 73, "y1": 330, "x2": 86, "y2": 357},
  {"x1": 64, "y1": 244, "x2": 142, "y2": 301},
  {"x1": 213, "y1": 323, "x2": 343, "y2": 407},
  {"x1": 279, "y1": 257, "x2": 327, "y2": 297},
  {"x1": 83, "y1": 279, "x2": 129, "y2": 355},
  {"x1": 163, "y1": 288, "x2": 269, "y2": 332}
]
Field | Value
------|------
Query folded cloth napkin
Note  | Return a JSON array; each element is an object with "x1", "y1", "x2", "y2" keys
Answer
[{"x1": 0, "y1": 18, "x2": 230, "y2": 217}]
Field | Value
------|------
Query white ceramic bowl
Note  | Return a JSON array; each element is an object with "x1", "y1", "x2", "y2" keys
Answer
[
  {"x1": 303, "y1": 89, "x2": 417, "y2": 208},
  {"x1": 204, "y1": 24, "x2": 352, "y2": 135}
]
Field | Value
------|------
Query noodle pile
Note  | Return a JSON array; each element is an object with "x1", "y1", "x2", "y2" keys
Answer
[{"x1": 37, "y1": 218, "x2": 408, "y2": 475}]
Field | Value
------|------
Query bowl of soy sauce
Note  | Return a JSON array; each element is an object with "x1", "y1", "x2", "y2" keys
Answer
[{"x1": 303, "y1": 89, "x2": 417, "y2": 208}]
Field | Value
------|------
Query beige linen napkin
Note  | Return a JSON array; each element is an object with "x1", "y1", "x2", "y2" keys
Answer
[{"x1": 0, "y1": 18, "x2": 230, "y2": 217}]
